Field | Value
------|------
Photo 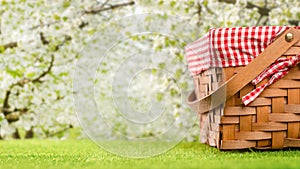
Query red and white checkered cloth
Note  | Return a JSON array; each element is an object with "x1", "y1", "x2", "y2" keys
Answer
[
  {"x1": 242, "y1": 55, "x2": 300, "y2": 105},
  {"x1": 185, "y1": 26, "x2": 300, "y2": 105}
]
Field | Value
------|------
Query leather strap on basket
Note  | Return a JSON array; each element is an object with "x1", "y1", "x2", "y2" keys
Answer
[{"x1": 187, "y1": 27, "x2": 300, "y2": 114}]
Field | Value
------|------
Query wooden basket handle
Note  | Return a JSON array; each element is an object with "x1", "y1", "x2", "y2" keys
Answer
[{"x1": 187, "y1": 27, "x2": 300, "y2": 114}]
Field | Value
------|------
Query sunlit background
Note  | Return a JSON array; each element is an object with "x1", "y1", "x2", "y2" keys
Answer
[{"x1": 1, "y1": 0, "x2": 300, "y2": 141}]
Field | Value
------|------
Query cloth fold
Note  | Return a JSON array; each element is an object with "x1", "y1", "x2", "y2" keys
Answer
[{"x1": 242, "y1": 54, "x2": 300, "y2": 105}]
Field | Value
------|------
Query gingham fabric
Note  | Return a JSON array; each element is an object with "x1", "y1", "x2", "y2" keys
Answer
[
  {"x1": 185, "y1": 26, "x2": 300, "y2": 105},
  {"x1": 242, "y1": 55, "x2": 300, "y2": 105}
]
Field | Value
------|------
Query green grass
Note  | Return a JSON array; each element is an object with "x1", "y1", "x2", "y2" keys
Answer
[{"x1": 0, "y1": 140, "x2": 299, "y2": 169}]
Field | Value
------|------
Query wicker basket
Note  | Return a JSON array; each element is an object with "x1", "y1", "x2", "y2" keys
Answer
[{"x1": 187, "y1": 27, "x2": 300, "y2": 150}]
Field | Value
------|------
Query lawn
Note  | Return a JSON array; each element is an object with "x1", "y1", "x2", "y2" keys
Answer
[{"x1": 0, "y1": 139, "x2": 299, "y2": 169}]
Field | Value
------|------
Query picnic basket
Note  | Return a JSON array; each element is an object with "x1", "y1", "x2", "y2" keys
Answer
[{"x1": 186, "y1": 27, "x2": 300, "y2": 150}]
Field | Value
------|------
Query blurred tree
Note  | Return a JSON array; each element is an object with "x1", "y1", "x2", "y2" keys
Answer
[{"x1": 0, "y1": 0, "x2": 135, "y2": 139}]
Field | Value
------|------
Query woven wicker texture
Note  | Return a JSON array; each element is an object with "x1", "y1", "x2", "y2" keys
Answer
[{"x1": 193, "y1": 40, "x2": 300, "y2": 150}]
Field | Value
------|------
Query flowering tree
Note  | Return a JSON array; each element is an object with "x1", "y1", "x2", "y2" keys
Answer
[
  {"x1": 0, "y1": 0, "x2": 135, "y2": 139},
  {"x1": 0, "y1": 0, "x2": 299, "y2": 140}
]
